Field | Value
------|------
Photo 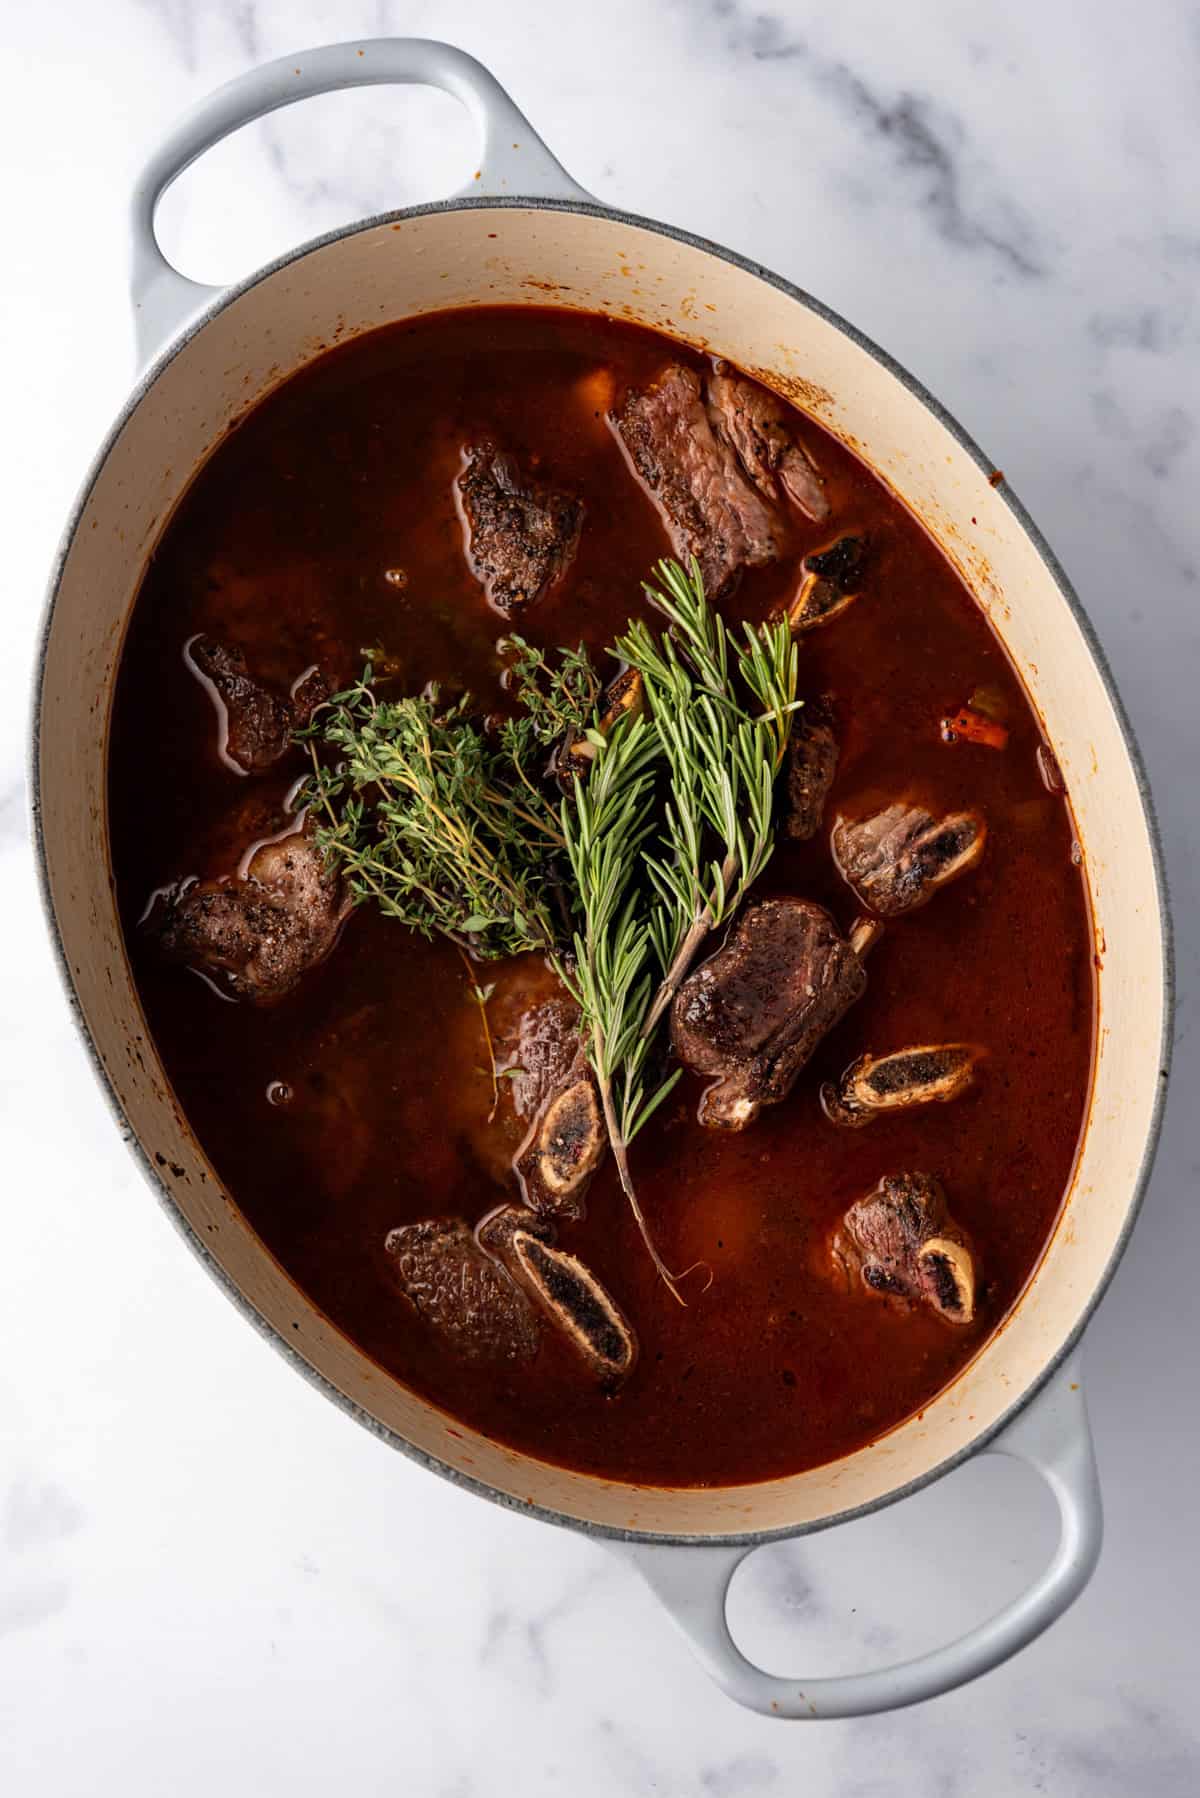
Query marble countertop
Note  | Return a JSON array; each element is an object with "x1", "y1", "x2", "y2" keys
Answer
[{"x1": 2, "y1": 1, "x2": 1197, "y2": 1791}]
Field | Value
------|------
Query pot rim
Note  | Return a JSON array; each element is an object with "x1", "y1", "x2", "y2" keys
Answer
[{"x1": 29, "y1": 193, "x2": 1175, "y2": 1547}]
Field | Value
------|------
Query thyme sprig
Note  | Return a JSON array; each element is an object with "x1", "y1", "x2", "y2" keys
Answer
[
  {"x1": 299, "y1": 673, "x2": 568, "y2": 961},
  {"x1": 498, "y1": 635, "x2": 600, "y2": 744}
]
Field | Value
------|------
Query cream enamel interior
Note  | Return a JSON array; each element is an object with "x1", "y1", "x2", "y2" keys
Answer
[{"x1": 37, "y1": 206, "x2": 1165, "y2": 1535}]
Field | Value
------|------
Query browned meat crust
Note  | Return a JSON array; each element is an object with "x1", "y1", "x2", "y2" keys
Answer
[
  {"x1": 706, "y1": 364, "x2": 829, "y2": 521},
  {"x1": 188, "y1": 636, "x2": 329, "y2": 773},
  {"x1": 834, "y1": 1173, "x2": 976, "y2": 1322},
  {"x1": 672, "y1": 896, "x2": 871, "y2": 1129},
  {"x1": 783, "y1": 695, "x2": 839, "y2": 840},
  {"x1": 157, "y1": 825, "x2": 347, "y2": 1002},
  {"x1": 833, "y1": 802, "x2": 986, "y2": 916},
  {"x1": 385, "y1": 1218, "x2": 541, "y2": 1361},
  {"x1": 458, "y1": 443, "x2": 582, "y2": 614},
  {"x1": 615, "y1": 364, "x2": 786, "y2": 596}
]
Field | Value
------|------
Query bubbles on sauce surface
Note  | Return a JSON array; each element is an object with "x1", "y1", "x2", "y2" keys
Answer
[{"x1": 266, "y1": 1080, "x2": 293, "y2": 1107}]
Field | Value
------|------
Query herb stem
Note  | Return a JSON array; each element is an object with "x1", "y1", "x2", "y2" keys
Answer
[
  {"x1": 487, "y1": 770, "x2": 565, "y2": 845},
  {"x1": 456, "y1": 944, "x2": 501, "y2": 1120},
  {"x1": 306, "y1": 741, "x2": 414, "y2": 916},
  {"x1": 642, "y1": 847, "x2": 739, "y2": 1039},
  {"x1": 592, "y1": 1026, "x2": 688, "y2": 1307}
]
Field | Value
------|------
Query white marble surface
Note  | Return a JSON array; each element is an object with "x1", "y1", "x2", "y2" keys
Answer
[{"x1": 2, "y1": 0, "x2": 1198, "y2": 1790}]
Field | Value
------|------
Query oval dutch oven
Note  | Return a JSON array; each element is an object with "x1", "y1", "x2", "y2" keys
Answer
[{"x1": 31, "y1": 38, "x2": 1172, "y2": 1718}]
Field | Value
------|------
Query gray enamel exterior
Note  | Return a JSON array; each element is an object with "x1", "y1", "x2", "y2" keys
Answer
[
  {"x1": 28, "y1": 39, "x2": 1174, "y2": 1716},
  {"x1": 128, "y1": 37, "x2": 591, "y2": 359},
  {"x1": 620, "y1": 1352, "x2": 1104, "y2": 1717}
]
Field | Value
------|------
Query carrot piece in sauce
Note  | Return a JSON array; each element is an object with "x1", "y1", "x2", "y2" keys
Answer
[{"x1": 940, "y1": 707, "x2": 1010, "y2": 750}]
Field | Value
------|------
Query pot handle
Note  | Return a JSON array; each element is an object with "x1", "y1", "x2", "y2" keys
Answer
[
  {"x1": 130, "y1": 37, "x2": 591, "y2": 363},
  {"x1": 611, "y1": 1354, "x2": 1102, "y2": 1719}
]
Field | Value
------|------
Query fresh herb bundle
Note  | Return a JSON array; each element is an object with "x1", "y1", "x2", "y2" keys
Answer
[
  {"x1": 298, "y1": 674, "x2": 582, "y2": 961},
  {"x1": 297, "y1": 559, "x2": 799, "y2": 1298}
]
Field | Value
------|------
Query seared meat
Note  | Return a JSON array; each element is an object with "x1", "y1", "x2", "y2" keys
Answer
[
  {"x1": 783, "y1": 696, "x2": 839, "y2": 840},
  {"x1": 484, "y1": 981, "x2": 605, "y2": 1218},
  {"x1": 477, "y1": 1202, "x2": 554, "y2": 1261},
  {"x1": 290, "y1": 664, "x2": 332, "y2": 727},
  {"x1": 822, "y1": 1043, "x2": 981, "y2": 1127},
  {"x1": 187, "y1": 636, "x2": 328, "y2": 773},
  {"x1": 783, "y1": 535, "x2": 868, "y2": 634},
  {"x1": 480, "y1": 1205, "x2": 637, "y2": 1380},
  {"x1": 504, "y1": 993, "x2": 586, "y2": 1124},
  {"x1": 672, "y1": 897, "x2": 877, "y2": 1130},
  {"x1": 706, "y1": 364, "x2": 829, "y2": 521},
  {"x1": 833, "y1": 802, "x2": 986, "y2": 917},
  {"x1": 615, "y1": 363, "x2": 785, "y2": 596},
  {"x1": 458, "y1": 443, "x2": 582, "y2": 614},
  {"x1": 437, "y1": 965, "x2": 559, "y2": 1186},
  {"x1": 834, "y1": 1173, "x2": 976, "y2": 1323},
  {"x1": 450, "y1": 966, "x2": 598, "y2": 1198},
  {"x1": 385, "y1": 1218, "x2": 541, "y2": 1362},
  {"x1": 157, "y1": 824, "x2": 347, "y2": 1002},
  {"x1": 515, "y1": 1061, "x2": 606, "y2": 1219}
]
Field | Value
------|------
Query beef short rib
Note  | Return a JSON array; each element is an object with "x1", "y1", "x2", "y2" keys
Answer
[
  {"x1": 502, "y1": 993, "x2": 586, "y2": 1123},
  {"x1": 157, "y1": 823, "x2": 347, "y2": 1002},
  {"x1": 502, "y1": 992, "x2": 605, "y2": 1219},
  {"x1": 671, "y1": 897, "x2": 874, "y2": 1130},
  {"x1": 822, "y1": 1043, "x2": 981, "y2": 1127},
  {"x1": 705, "y1": 364, "x2": 829, "y2": 521},
  {"x1": 783, "y1": 535, "x2": 868, "y2": 634},
  {"x1": 385, "y1": 1217, "x2": 541, "y2": 1362},
  {"x1": 615, "y1": 364, "x2": 786, "y2": 597},
  {"x1": 458, "y1": 443, "x2": 582, "y2": 614},
  {"x1": 515, "y1": 1071, "x2": 606, "y2": 1219},
  {"x1": 833, "y1": 802, "x2": 986, "y2": 916},
  {"x1": 783, "y1": 696, "x2": 839, "y2": 840},
  {"x1": 834, "y1": 1172, "x2": 976, "y2": 1323},
  {"x1": 480, "y1": 1205, "x2": 636, "y2": 1381},
  {"x1": 187, "y1": 635, "x2": 330, "y2": 773}
]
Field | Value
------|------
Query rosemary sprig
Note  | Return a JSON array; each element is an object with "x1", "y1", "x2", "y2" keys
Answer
[
  {"x1": 613, "y1": 558, "x2": 799, "y2": 1035},
  {"x1": 554, "y1": 711, "x2": 688, "y2": 1297}
]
